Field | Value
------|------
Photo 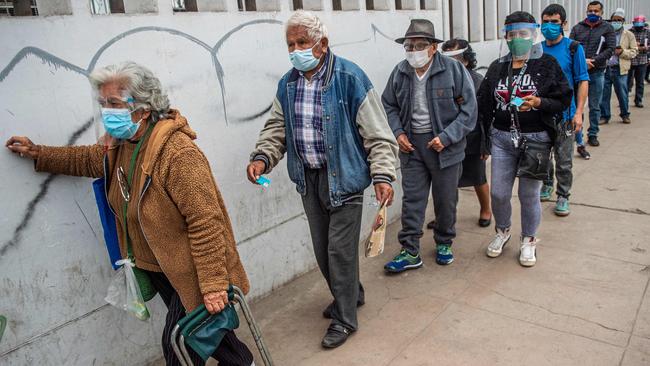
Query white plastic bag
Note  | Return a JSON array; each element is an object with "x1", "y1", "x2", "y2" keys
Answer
[{"x1": 105, "y1": 259, "x2": 150, "y2": 321}]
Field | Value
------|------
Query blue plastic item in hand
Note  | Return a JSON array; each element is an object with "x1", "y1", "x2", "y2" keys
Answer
[
  {"x1": 92, "y1": 178, "x2": 122, "y2": 270},
  {"x1": 511, "y1": 96, "x2": 525, "y2": 109},
  {"x1": 256, "y1": 176, "x2": 271, "y2": 188}
]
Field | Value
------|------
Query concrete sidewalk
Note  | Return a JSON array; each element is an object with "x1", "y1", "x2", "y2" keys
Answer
[{"x1": 232, "y1": 104, "x2": 650, "y2": 365}]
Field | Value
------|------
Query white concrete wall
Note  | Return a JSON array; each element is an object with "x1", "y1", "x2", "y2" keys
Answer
[
  {"x1": 0, "y1": 0, "x2": 441, "y2": 364},
  {"x1": 3, "y1": 0, "x2": 650, "y2": 364}
]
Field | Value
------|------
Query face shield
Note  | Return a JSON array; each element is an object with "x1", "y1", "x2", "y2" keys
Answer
[
  {"x1": 499, "y1": 22, "x2": 544, "y2": 63},
  {"x1": 441, "y1": 47, "x2": 468, "y2": 62},
  {"x1": 92, "y1": 88, "x2": 147, "y2": 148}
]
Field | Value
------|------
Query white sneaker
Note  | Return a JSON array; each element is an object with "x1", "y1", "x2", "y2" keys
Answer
[
  {"x1": 519, "y1": 236, "x2": 538, "y2": 267},
  {"x1": 486, "y1": 228, "x2": 511, "y2": 258}
]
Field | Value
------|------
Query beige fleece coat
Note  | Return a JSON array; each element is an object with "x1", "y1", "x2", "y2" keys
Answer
[{"x1": 35, "y1": 110, "x2": 249, "y2": 311}]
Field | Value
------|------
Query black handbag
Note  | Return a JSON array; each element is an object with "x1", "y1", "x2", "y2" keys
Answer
[{"x1": 516, "y1": 137, "x2": 552, "y2": 180}]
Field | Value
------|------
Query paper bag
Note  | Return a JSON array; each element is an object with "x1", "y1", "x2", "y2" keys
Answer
[{"x1": 365, "y1": 202, "x2": 387, "y2": 258}]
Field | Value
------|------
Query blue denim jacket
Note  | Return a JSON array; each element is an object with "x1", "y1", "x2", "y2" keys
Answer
[{"x1": 252, "y1": 52, "x2": 398, "y2": 207}]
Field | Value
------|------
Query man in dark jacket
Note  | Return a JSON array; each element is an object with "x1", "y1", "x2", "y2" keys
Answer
[
  {"x1": 381, "y1": 19, "x2": 477, "y2": 272},
  {"x1": 570, "y1": 0, "x2": 616, "y2": 147}
]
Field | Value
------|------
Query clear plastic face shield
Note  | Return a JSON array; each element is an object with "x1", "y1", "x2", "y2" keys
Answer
[
  {"x1": 499, "y1": 22, "x2": 544, "y2": 63},
  {"x1": 92, "y1": 87, "x2": 147, "y2": 148},
  {"x1": 441, "y1": 47, "x2": 467, "y2": 61}
]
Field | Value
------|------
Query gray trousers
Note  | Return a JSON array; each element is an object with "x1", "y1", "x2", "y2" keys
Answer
[
  {"x1": 490, "y1": 128, "x2": 547, "y2": 237},
  {"x1": 544, "y1": 124, "x2": 574, "y2": 198},
  {"x1": 398, "y1": 132, "x2": 461, "y2": 254},
  {"x1": 301, "y1": 168, "x2": 365, "y2": 331}
]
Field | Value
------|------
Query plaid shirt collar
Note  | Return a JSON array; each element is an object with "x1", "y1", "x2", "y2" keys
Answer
[{"x1": 293, "y1": 51, "x2": 330, "y2": 169}]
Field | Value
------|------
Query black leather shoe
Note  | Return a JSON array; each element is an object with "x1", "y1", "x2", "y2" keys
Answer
[
  {"x1": 478, "y1": 217, "x2": 492, "y2": 227},
  {"x1": 587, "y1": 136, "x2": 600, "y2": 147},
  {"x1": 636, "y1": 103, "x2": 644, "y2": 108},
  {"x1": 426, "y1": 220, "x2": 436, "y2": 229},
  {"x1": 322, "y1": 300, "x2": 365, "y2": 319},
  {"x1": 321, "y1": 324, "x2": 353, "y2": 349}
]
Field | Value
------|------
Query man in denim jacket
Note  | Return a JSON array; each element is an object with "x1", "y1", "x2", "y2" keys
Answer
[
  {"x1": 382, "y1": 19, "x2": 477, "y2": 272},
  {"x1": 246, "y1": 11, "x2": 397, "y2": 349}
]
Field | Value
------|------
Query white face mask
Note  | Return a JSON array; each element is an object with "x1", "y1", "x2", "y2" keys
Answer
[{"x1": 405, "y1": 49, "x2": 432, "y2": 69}]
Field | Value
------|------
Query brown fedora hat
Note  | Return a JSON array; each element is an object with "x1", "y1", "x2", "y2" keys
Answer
[{"x1": 395, "y1": 19, "x2": 443, "y2": 44}]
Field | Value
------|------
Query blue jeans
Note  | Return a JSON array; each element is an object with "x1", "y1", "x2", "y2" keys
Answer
[
  {"x1": 587, "y1": 69, "x2": 605, "y2": 138},
  {"x1": 575, "y1": 127, "x2": 584, "y2": 146},
  {"x1": 600, "y1": 65, "x2": 630, "y2": 120},
  {"x1": 490, "y1": 128, "x2": 549, "y2": 237}
]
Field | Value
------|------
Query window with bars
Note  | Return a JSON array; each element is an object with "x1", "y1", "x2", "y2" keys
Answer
[
  {"x1": 367, "y1": 0, "x2": 390, "y2": 10},
  {"x1": 237, "y1": 0, "x2": 256, "y2": 11},
  {"x1": 172, "y1": 0, "x2": 197, "y2": 12},
  {"x1": 0, "y1": 0, "x2": 38, "y2": 16},
  {"x1": 90, "y1": 0, "x2": 125, "y2": 14},
  {"x1": 396, "y1": 0, "x2": 416, "y2": 10},
  {"x1": 333, "y1": 0, "x2": 359, "y2": 10},
  {"x1": 292, "y1": 0, "x2": 323, "y2": 10}
]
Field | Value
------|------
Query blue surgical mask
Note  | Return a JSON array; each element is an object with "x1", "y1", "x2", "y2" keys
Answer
[
  {"x1": 541, "y1": 23, "x2": 562, "y2": 41},
  {"x1": 587, "y1": 14, "x2": 601, "y2": 23},
  {"x1": 634, "y1": 22, "x2": 645, "y2": 28},
  {"x1": 289, "y1": 42, "x2": 321, "y2": 72},
  {"x1": 101, "y1": 108, "x2": 140, "y2": 139},
  {"x1": 611, "y1": 21, "x2": 623, "y2": 31}
]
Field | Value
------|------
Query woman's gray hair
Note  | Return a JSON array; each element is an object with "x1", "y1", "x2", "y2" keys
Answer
[
  {"x1": 89, "y1": 61, "x2": 171, "y2": 121},
  {"x1": 286, "y1": 10, "x2": 329, "y2": 42}
]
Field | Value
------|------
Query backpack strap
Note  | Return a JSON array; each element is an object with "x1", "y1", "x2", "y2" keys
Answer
[{"x1": 569, "y1": 40, "x2": 580, "y2": 58}]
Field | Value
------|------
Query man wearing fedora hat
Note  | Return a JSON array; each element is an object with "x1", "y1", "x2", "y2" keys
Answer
[{"x1": 382, "y1": 19, "x2": 477, "y2": 272}]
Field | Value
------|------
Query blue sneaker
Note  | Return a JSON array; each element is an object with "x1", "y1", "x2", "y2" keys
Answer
[
  {"x1": 436, "y1": 244, "x2": 454, "y2": 265},
  {"x1": 540, "y1": 185, "x2": 553, "y2": 201},
  {"x1": 384, "y1": 249, "x2": 423, "y2": 273},
  {"x1": 554, "y1": 197, "x2": 570, "y2": 216}
]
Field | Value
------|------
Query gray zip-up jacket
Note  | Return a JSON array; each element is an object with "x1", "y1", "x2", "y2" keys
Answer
[{"x1": 381, "y1": 53, "x2": 477, "y2": 169}]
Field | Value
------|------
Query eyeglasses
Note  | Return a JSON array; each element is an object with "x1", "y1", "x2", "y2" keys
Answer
[
  {"x1": 403, "y1": 42, "x2": 432, "y2": 52},
  {"x1": 117, "y1": 166, "x2": 131, "y2": 202},
  {"x1": 97, "y1": 95, "x2": 135, "y2": 108}
]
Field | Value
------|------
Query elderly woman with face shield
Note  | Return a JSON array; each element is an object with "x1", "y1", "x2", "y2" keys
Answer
[
  {"x1": 477, "y1": 12, "x2": 571, "y2": 267},
  {"x1": 5, "y1": 61, "x2": 254, "y2": 366}
]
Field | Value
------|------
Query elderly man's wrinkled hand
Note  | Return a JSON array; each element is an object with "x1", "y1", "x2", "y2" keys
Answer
[
  {"x1": 396, "y1": 134, "x2": 415, "y2": 153},
  {"x1": 5, "y1": 136, "x2": 40, "y2": 160},
  {"x1": 246, "y1": 161, "x2": 266, "y2": 184},
  {"x1": 427, "y1": 137, "x2": 445, "y2": 152},
  {"x1": 374, "y1": 182, "x2": 394, "y2": 206},
  {"x1": 203, "y1": 291, "x2": 229, "y2": 314}
]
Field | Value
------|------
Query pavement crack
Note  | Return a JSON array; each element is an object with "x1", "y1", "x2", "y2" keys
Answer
[
  {"x1": 490, "y1": 288, "x2": 626, "y2": 333},
  {"x1": 566, "y1": 201, "x2": 650, "y2": 216}
]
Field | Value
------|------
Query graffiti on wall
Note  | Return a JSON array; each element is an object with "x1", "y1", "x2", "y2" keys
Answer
[{"x1": 0, "y1": 19, "x2": 397, "y2": 259}]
